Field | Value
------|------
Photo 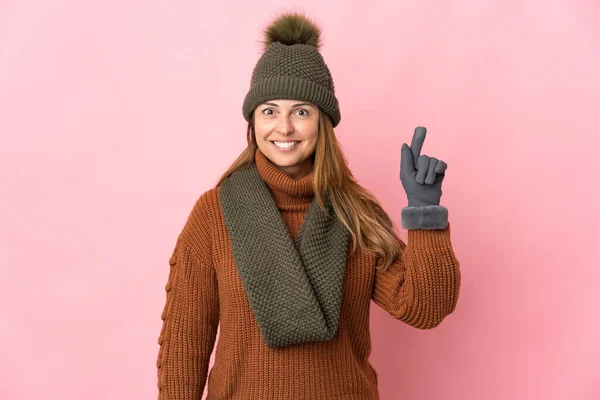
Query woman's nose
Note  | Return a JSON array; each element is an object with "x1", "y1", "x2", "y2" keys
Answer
[{"x1": 276, "y1": 115, "x2": 293, "y2": 134}]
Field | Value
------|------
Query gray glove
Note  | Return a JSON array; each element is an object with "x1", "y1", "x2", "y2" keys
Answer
[{"x1": 400, "y1": 126, "x2": 449, "y2": 230}]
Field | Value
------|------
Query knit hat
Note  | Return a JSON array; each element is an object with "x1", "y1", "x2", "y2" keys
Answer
[{"x1": 242, "y1": 12, "x2": 341, "y2": 127}]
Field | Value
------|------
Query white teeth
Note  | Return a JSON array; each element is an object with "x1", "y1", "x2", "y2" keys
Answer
[{"x1": 273, "y1": 141, "x2": 299, "y2": 149}]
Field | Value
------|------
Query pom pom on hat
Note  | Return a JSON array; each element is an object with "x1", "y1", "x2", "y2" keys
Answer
[{"x1": 261, "y1": 11, "x2": 322, "y2": 51}]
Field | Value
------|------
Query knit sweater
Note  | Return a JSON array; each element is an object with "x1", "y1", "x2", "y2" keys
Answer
[{"x1": 156, "y1": 148, "x2": 461, "y2": 399}]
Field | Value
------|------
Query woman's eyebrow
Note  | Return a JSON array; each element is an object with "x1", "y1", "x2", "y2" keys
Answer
[{"x1": 263, "y1": 102, "x2": 314, "y2": 108}]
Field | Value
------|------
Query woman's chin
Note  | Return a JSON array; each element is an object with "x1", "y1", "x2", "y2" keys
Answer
[{"x1": 269, "y1": 154, "x2": 299, "y2": 167}]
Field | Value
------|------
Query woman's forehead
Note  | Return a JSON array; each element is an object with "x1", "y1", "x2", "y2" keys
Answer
[{"x1": 260, "y1": 100, "x2": 316, "y2": 107}]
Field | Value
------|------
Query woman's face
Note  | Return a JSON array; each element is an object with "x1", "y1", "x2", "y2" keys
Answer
[{"x1": 253, "y1": 99, "x2": 320, "y2": 180}]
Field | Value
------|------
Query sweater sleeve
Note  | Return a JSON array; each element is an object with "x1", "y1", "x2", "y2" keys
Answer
[
  {"x1": 156, "y1": 234, "x2": 220, "y2": 399},
  {"x1": 371, "y1": 223, "x2": 461, "y2": 329}
]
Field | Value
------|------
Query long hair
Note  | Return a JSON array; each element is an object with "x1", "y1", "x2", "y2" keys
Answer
[{"x1": 216, "y1": 110, "x2": 405, "y2": 271}]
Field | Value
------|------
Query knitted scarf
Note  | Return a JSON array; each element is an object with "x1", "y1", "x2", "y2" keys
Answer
[{"x1": 219, "y1": 161, "x2": 350, "y2": 348}]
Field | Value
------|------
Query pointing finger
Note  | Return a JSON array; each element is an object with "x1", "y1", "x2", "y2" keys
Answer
[{"x1": 410, "y1": 126, "x2": 427, "y2": 168}]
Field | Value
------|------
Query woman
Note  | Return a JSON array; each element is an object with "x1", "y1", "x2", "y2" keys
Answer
[{"x1": 156, "y1": 11, "x2": 461, "y2": 400}]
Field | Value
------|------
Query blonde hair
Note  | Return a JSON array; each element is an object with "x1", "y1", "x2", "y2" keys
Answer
[{"x1": 216, "y1": 110, "x2": 404, "y2": 271}]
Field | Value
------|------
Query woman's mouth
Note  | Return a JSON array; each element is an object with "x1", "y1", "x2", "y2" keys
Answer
[{"x1": 271, "y1": 141, "x2": 300, "y2": 150}]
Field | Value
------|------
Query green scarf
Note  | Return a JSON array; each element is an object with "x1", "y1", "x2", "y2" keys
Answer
[{"x1": 219, "y1": 162, "x2": 350, "y2": 348}]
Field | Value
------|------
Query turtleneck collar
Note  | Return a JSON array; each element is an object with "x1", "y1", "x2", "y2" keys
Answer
[{"x1": 255, "y1": 147, "x2": 315, "y2": 209}]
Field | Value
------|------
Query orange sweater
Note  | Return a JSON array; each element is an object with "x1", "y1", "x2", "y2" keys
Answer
[{"x1": 156, "y1": 149, "x2": 461, "y2": 399}]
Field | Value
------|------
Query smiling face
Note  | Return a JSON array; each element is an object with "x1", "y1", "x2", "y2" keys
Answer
[{"x1": 253, "y1": 99, "x2": 320, "y2": 180}]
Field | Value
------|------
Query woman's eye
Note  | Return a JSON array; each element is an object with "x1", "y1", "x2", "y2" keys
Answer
[
  {"x1": 296, "y1": 109, "x2": 309, "y2": 116},
  {"x1": 263, "y1": 108, "x2": 273, "y2": 115}
]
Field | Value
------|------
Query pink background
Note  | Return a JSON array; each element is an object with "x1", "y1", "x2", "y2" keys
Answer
[{"x1": 1, "y1": 1, "x2": 599, "y2": 399}]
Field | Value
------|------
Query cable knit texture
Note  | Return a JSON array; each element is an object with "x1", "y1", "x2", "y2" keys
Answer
[{"x1": 156, "y1": 148, "x2": 461, "y2": 399}]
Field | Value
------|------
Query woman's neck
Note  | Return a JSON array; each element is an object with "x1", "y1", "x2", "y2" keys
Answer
[{"x1": 255, "y1": 147, "x2": 315, "y2": 207}]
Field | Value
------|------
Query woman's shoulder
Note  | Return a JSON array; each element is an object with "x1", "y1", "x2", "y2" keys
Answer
[
  {"x1": 178, "y1": 186, "x2": 223, "y2": 252},
  {"x1": 184, "y1": 186, "x2": 222, "y2": 227}
]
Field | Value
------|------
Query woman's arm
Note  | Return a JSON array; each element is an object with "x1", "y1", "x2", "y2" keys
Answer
[
  {"x1": 371, "y1": 224, "x2": 461, "y2": 329},
  {"x1": 156, "y1": 194, "x2": 220, "y2": 399}
]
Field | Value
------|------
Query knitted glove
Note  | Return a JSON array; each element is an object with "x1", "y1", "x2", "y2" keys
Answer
[{"x1": 400, "y1": 126, "x2": 449, "y2": 230}]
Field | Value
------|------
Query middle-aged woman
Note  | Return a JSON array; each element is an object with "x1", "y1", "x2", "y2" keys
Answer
[{"x1": 156, "y1": 11, "x2": 461, "y2": 400}]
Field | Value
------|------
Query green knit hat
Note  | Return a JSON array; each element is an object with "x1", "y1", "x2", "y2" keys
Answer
[{"x1": 242, "y1": 12, "x2": 341, "y2": 127}]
